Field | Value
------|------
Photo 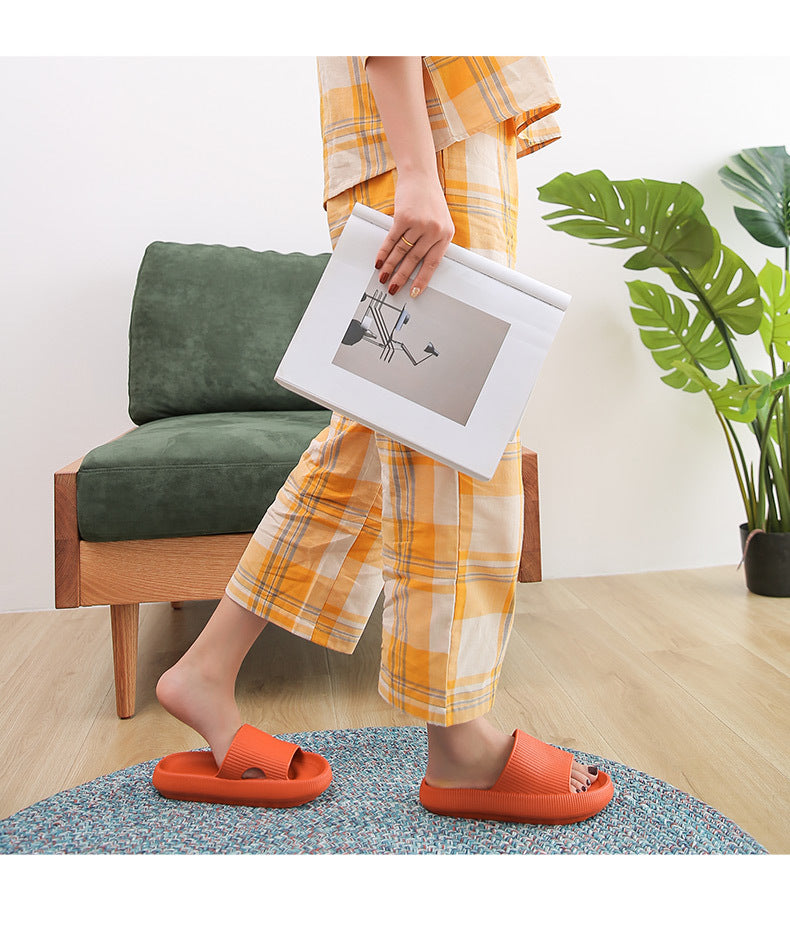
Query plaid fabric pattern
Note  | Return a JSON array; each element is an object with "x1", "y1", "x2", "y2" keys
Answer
[
  {"x1": 226, "y1": 416, "x2": 524, "y2": 725},
  {"x1": 225, "y1": 106, "x2": 528, "y2": 725},
  {"x1": 317, "y1": 55, "x2": 560, "y2": 206},
  {"x1": 326, "y1": 117, "x2": 519, "y2": 261},
  {"x1": 375, "y1": 432, "x2": 523, "y2": 722}
]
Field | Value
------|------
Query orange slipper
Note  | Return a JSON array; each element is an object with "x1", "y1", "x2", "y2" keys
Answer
[
  {"x1": 152, "y1": 724, "x2": 332, "y2": 807},
  {"x1": 419, "y1": 728, "x2": 614, "y2": 825}
]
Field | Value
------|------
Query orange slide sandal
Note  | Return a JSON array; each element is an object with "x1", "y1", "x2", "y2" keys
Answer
[
  {"x1": 419, "y1": 728, "x2": 614, "y2": 825},
  {"x1": 152, "y1": 724, "x2": 332, "y2": 807}
]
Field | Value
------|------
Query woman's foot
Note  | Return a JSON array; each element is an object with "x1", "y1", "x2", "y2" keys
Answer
[
  {"x1": 425, "y1": 716, "x2": 598, "y2": 793},
  {"x1": 156, "y1": 659, "x2": 246, "y2": 770},
  {"x1": 156, "y1": 594, "x2": 269, "y2": 776}
]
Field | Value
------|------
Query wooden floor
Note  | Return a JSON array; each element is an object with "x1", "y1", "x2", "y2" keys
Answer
[{"x1": 1, "y1": 565, "x2": 788, "y2": 854}]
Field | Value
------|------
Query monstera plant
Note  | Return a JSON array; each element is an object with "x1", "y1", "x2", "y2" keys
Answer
[{"x1": 537, "y1": 146, "x2": 790, "y2": 595}]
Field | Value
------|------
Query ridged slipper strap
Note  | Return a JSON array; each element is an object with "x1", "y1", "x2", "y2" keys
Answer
[
  {"x1": 490, "y1": 729, "x2": 575, "y2": 796},
  {"x1": 216, "y1": 724, "x2": 300, "y2": 781}
]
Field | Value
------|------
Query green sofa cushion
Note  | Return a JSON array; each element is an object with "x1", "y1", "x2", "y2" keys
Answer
[
  {"x1": 77, "y1": 410, "x2": 331, "y2": 542},
  {"x1": 129, "y1": 242, "x2": 330, "y2": 425}
]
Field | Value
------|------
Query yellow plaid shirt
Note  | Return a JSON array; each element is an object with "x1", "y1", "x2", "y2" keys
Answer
[{"x1": 317, "y1": 56, "x2": 561, "y2": 207}]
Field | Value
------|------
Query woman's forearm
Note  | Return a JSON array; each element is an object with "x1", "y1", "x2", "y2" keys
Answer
[
  {"x1": 364, "y1": 56, "x2": 437, "y2": 179},
  {"x1": 364, "y1": 56, "x2": 454, "y2": 297}
]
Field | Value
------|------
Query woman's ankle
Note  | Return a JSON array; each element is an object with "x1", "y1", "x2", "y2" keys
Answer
[
  {"x1": 425, "y1": 717, "x2": 513, "y2": 787},
  {"x1": 156, "y1": 659, "x2": 241, "y2": 743},
  {"x1": 427, "y1": 715, "x2": 503, "y2": 753}
]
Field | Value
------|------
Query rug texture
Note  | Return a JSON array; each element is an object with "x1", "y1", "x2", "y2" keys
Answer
[{"x1": 0, "y1": 726, "x2": 767, "y2": 855}]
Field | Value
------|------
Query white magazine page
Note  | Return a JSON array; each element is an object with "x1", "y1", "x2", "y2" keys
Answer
[{"x1": 276, "y1": 205, "x2": 569, "y2": 480}]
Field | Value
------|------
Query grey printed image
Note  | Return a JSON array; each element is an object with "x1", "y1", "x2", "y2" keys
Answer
[{"x1": 332, "y1": 269, "x2": 510, "y2": 425}]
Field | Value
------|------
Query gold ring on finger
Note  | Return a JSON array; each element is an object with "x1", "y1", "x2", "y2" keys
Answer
[{"x1": 400, "y1": 235, "x2": 415, "y2": 248}]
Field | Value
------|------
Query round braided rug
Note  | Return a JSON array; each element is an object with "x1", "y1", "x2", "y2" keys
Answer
[{"x1": 0, "y1": 726, "x2": 766, "y2": 855}]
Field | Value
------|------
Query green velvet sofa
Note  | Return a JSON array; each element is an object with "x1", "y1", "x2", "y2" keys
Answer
[{"x1": 54, "y1": 241, "x2": 542, "y2": 719}]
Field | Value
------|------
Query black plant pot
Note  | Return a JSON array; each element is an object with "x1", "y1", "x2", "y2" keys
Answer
[{"x1": 739, "y1": 523, "x2": 790, "y2": 597}]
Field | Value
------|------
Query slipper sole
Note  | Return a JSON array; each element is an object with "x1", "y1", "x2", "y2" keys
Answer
[
  {"x1": 152, "y1": 749, "x2": 332, "y2": 807},
  {"x1": 419, "y1": 770, "x2": 614, "y2": 825}
]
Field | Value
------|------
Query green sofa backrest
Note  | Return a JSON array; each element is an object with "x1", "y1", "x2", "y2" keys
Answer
[{"x1": 128, "y1": 241, "x2": 330, "y2": 425}]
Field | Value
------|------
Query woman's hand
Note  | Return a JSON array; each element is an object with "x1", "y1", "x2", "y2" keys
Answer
[
  {"x1": 364, "y1": 56, "x2": 454, "y2": 298},
  {"x1": 374, "y1": 169, "x2": 455, "y2": 298}
]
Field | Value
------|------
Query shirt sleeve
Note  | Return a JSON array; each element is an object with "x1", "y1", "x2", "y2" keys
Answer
[{"x1": 421, "y1": 56, "x2": 561, "y2": 157}]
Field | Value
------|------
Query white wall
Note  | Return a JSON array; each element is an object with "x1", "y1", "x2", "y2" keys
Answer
[{"x1": 1, "y1": 56, "x2": 787, "y2": 612}]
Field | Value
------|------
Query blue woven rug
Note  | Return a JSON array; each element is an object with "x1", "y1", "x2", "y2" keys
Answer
[{"x1": 0, "y1": 726, "x2": 766, "y2": 855}]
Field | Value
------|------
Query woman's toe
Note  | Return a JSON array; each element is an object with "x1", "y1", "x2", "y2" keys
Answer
[{"x1": 570, "y1": 760, "x2": 597, "y2": 792}]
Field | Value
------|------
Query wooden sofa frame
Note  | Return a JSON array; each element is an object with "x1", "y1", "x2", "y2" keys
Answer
[{"x1": 54, "y1": 433, "x2": 541, "y2": 719}]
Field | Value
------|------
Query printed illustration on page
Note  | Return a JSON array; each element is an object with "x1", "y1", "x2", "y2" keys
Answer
[{"x1": 331, "y1": 268, "x2": 510, "y2": 425}]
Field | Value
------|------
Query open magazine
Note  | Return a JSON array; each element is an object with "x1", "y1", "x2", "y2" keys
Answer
[{"x1": 275, "y1": 202, "x2": 571, "y2": 481}]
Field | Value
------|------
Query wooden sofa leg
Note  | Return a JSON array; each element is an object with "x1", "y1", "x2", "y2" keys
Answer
[
  {"x1": 519, "y1": 448, "x2": 542, "y2": 583},
  {"x1": 110, "y1": 603, "x2": 139, "y2": 719}
]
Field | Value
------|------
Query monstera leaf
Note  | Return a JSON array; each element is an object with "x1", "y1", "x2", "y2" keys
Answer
[
  {"x1": 538, "y1": 170, "x2": 715, "y2": 272},
  {"x1": 540, "y1": 162, "x2": 790, "y2": 532},
  {"x1": 758, "y1": 259, "x2": 790, "y2": 361},
  {"x1": 628, "y1": 281, "x2": 731, "y2": 391},
  {"x1": 662, "y1": 227, "x2": 763, "y2": 336},
  {"x1": 719, "y1": 146, "x2": 790, "y2": 249},
  {"x1": 672, "y1": 361, "x2": 790, "y2": 423}
]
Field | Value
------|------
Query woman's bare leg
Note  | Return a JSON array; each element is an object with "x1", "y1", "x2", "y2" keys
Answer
[
  {"x1": 156, "y1": 594, "x2": 268, "y2": 770},
  {"x1": 157, "y1": 597, "x2": 597, "y2": 792}
]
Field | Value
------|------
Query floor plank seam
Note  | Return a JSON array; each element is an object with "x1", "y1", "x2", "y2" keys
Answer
[{"x1": 322, "y1": 646, "x2": 341, "y2": 728}]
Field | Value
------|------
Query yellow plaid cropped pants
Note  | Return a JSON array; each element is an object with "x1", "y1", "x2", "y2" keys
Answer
[{"x1": 225, "y1": 119, "x2": 524, "y2": 726}]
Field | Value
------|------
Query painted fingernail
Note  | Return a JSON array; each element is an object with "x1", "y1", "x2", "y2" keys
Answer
[
  {"x1": 389, "y1": 283, "x2": 399, "y2": 295},
  {"x1": 410, "y1": 286, "x2": 421, "y2": 299},
  {"x1": 375, "y1": 260, "x2": 383, "y2": 270},
  {"x1": 380, "y1": 272, "x2": 389, "y2": 284}
]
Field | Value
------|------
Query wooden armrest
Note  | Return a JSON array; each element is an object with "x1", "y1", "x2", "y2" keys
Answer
[
  {"x1": 519, "y1": 446, "x2": 542, "y2": 583},
  {"x1": 54, "y1": 456, "x2": 84, "y2": 608},
  {"x1": 53, "y1": 426, "x2": 135, "y2": 608}
]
